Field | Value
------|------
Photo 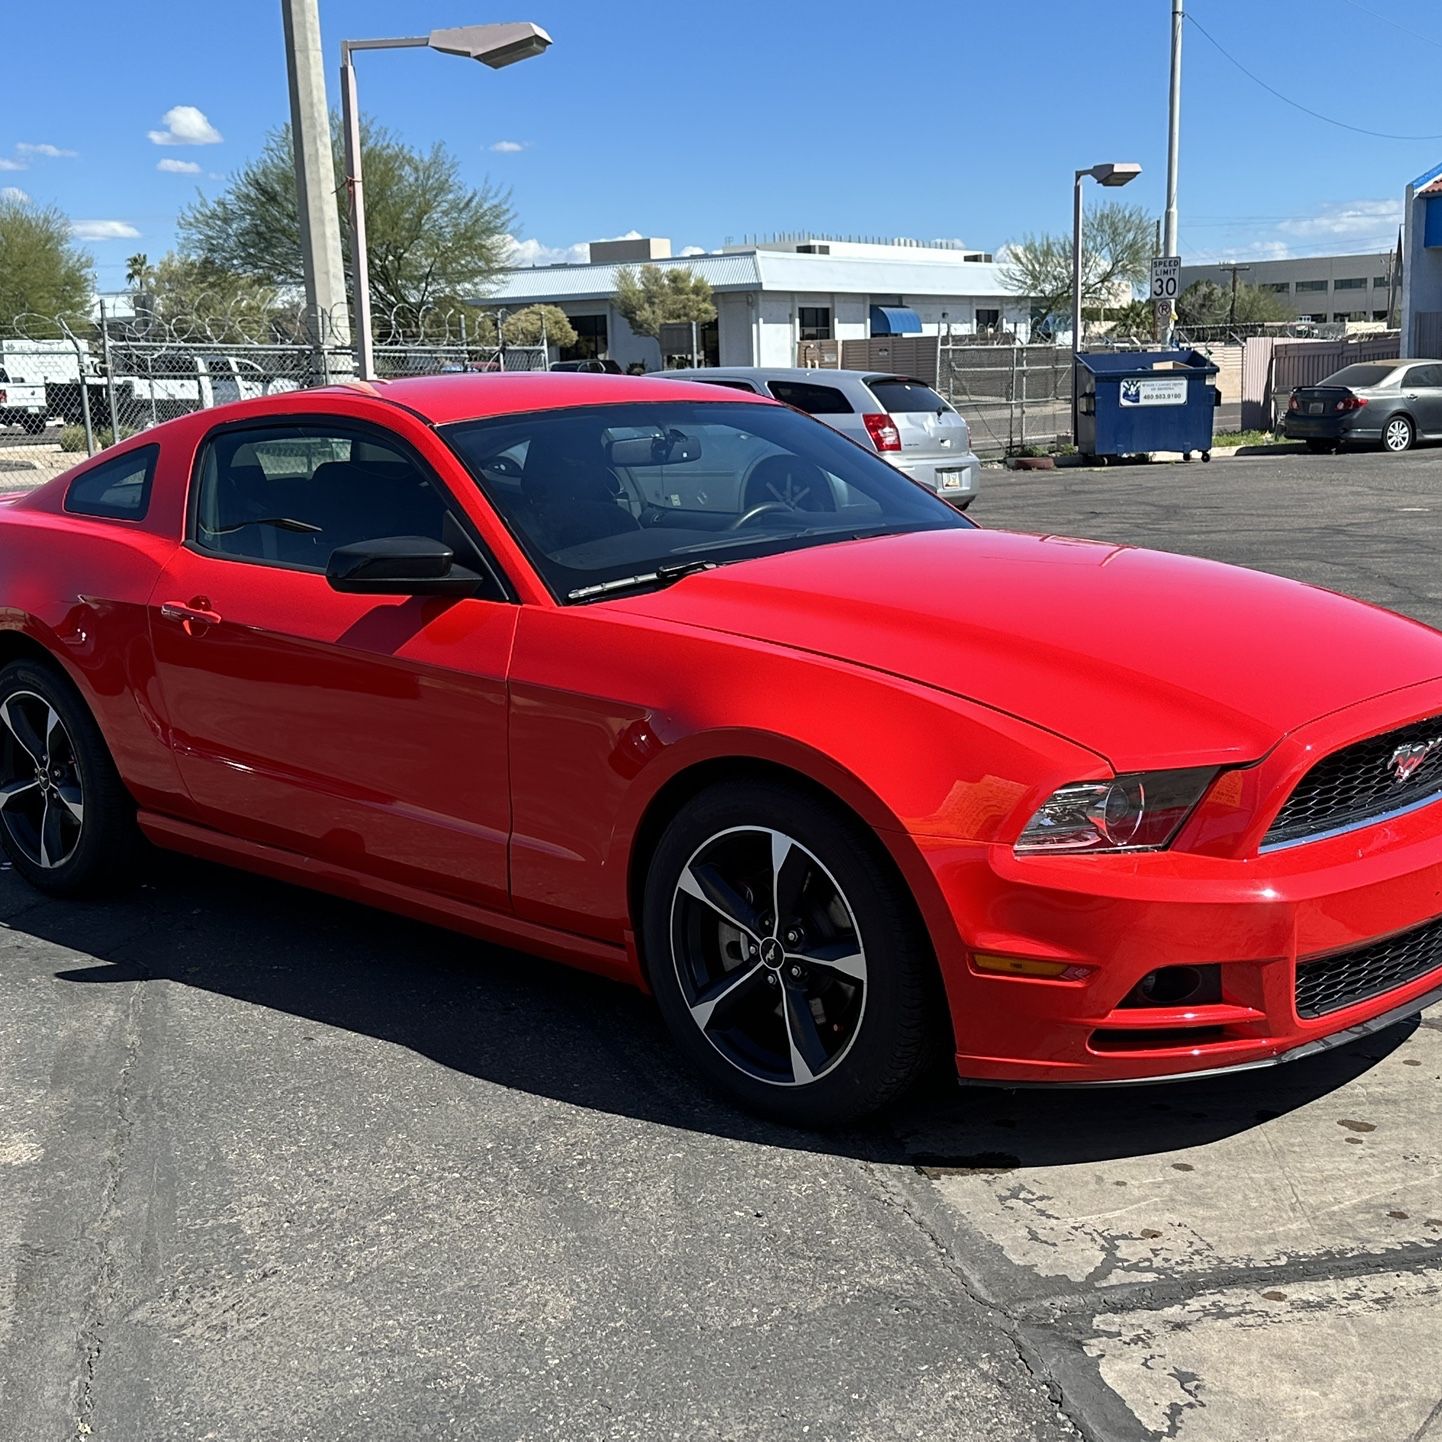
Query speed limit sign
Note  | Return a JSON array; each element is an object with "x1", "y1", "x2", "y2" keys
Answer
[{"x1": 1151, "y1": 256, "x2": 1181, "y2": 301}]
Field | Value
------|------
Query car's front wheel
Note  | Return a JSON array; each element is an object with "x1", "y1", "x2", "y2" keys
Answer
[
  {"x1": 642, "y1": 781, "x2": 944, "y2": 1126},
  {"x1": 0, "y1": 659, "x2": 141, "y2": 895},
  {"x1": 1383, "y1": 415, "x2": 1416, "y2": 453}
]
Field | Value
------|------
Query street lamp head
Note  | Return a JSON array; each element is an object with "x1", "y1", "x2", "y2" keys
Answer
[
  {"x1": 428, "y1": 22, "x2": 553, "y2": 68},
  {"x1": 1089, "y1": 162, "x2": 1142, "y2": 188}
]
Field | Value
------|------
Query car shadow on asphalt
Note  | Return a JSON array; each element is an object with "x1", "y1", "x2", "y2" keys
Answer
[{"x1": 15, "y1": 853, "x2": 1419, "y2": 1171}]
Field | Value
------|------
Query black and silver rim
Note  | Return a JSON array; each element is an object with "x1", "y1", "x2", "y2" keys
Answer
[
  {"x1": 1386, "y1": 419, "x2": 1412, "y2": 451},
  {"x1": 0, "y1": 691, "x2": 84, "y2": 869},
  {"x1": 669, "y1": 826, "x2": 867, "y2": 1088}
]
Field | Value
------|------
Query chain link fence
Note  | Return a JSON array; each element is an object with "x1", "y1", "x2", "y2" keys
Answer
[
  {"x1": 936, "y1": 342, "x2": 1076, "y2": 457},
  {"x1": 0, "y1": 302, "x2": 548, "y2": 487}
]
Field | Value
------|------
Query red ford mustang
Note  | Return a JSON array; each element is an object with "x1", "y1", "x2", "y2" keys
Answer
[{"x1": 4, "y1": 372, "x2": 1442, "y2": 1124}]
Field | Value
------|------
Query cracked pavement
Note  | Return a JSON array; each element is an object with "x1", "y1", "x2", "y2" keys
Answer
[{"x1": 1, "y1": 447, "x2": 1441, "y2": 1440}]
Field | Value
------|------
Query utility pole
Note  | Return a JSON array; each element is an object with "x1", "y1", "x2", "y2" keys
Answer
[
  {"x1": 1160, "y1": 0, "x2": 1183, "y2": 346},
  {"x1": 282, "y1": 0, "x2": 351, "y2": 366},
  {"x1": 1220, "y1": 262, "x2": 1251, "y2": 327}
]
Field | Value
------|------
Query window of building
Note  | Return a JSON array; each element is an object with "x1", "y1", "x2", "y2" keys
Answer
[
  {"x1": 975, "y1": 307, "x2": 1001, "y2": 331},
  {"x1": 1332, "y1": 312, "x2": 1369, "y2": 323},
  {"x1": 698, "y1": 318, "x2": 720, "y2": 367},
  {"x1": 1334, "y1": 277, "x2": 1367, "y2": 291},
  {"x1": 1373, "y1": 311, "x2": 1390, "y2": 322},
  {"x1": 797, "y1": 307, "x2": 832, "y2": 342},
  {"x1": 560, "y1": 313, "x2": 608, "y2": 361},
  {"x1": 1295, "y1": 279, "x2": 1329, "y2": 293},
  {"x1": 1260, "y1": 282, "x2": 1290, "y2": 294},
  {"x1": 1374, "y1": 276, "x2": 1391, "y2": 290},
  {"x1": 65, "y1": 444, "x2": 158, "y2": 521}
]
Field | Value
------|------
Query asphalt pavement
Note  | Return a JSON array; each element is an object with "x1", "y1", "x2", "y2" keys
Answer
[{"x1": 2, "y1": 444, "x2": 1441, "y2": 1441}]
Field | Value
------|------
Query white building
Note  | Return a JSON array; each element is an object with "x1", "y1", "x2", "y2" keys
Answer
[{"x1": 480, "y1": 234, "x2": 1034, "y2": 370}]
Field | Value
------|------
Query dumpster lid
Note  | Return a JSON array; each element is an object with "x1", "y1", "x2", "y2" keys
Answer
[{"x1": 1075, "y1": 347, "x2": 1219, "y2": 379}]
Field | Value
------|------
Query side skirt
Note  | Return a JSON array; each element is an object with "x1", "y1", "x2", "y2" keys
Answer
[{"x1": 137, "y1": 810, "x2": 641, "y2": 987}]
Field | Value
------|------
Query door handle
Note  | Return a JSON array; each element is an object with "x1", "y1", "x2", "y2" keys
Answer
[{"x1": 160, "y1": 600, "x2": 223, "y2": 627}]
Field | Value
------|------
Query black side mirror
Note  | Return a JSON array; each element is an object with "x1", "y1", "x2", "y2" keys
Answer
[{"x1": 325, "y1": 535, "x2": 481, "y2": 596}]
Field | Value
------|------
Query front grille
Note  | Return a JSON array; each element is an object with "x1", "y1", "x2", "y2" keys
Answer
[
  {"x1": 1264, "y1": 714, "x2": 1442, "y2": 848},
  {"x1": 1296, "y1": 913, "x2": 1442, "y2": 1018}
]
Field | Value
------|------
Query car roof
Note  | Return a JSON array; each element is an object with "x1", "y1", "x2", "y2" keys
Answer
[
  {"x1": 314, "y1": 371, "x2": 776, "y2": 425},
  {"x1": 665, "y1": 367, "x2": 910, "y2": 384}
]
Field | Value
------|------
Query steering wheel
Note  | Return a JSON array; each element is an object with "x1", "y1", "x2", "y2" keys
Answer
[{"x1": 728, "y1": 502, "x2": 796, "y2": 531}]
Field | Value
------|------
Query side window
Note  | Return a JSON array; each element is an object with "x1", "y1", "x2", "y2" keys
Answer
[
  {"x1": 686, "y1": 378, "x2": 758, "y2": 394},
  {"x1": 767, "y1": 380, "x2": 854, "y2": 415},
  {"x1": 192, "y1": 424, "x2": 462, "y2": 570},
  {"x1": 65, "y1": 444, "x2": 158, "y2": 521},
  {"x1": 1405, "y1": 365, "x2": 1442, "y2": 389}
]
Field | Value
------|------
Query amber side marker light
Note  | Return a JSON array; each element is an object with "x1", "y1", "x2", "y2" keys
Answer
[{"x1": 973, "y1": 954, "x2": 1094, "y2": 981}]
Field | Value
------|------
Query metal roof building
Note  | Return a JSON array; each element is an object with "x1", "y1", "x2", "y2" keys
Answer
[{"x1": 478, "y1": 236, "x2": 1033, "y2": 369}]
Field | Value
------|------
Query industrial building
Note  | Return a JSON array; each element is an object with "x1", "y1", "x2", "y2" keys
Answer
[
  {"x1": 479, "y1": 234, "x2": 1035, "y2": 370},
  {"x1": 1178, "y1": 251, "x2": 1400, "y2": 325}
]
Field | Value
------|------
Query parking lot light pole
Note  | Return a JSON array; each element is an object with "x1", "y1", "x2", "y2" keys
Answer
[
  {"x1": 1071, "y1": 161, "x2": 1142, "y2": 442},
  {"x1": 340, "y1": 22, "x2": 552, "y2": 379}
]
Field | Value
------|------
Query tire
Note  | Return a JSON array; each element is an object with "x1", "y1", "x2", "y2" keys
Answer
[
  {"x1": 641, "y1": 780, "x2": 946, "y2": 1126},
  {"x1": 1305, "y1": 439, "x2": 1334, "y2": 454},
  {"x1": 1383, "y1": 415, "x2": 1415, "y2": 453},
  {"x1": 0, "y1": 659, "x2": 141, "y2": 895}
]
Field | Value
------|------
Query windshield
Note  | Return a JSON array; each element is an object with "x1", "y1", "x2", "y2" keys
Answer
[
  {"x1": 443, "y1": 400, "x2": 971, "y2": 601},
  {"x1": 1318, "y1": 363, "x2": 1397, "y2": 388}
]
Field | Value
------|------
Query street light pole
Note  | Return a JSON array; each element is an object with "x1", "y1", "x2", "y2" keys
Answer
[
  {"x1": 1161, "y1": 0, "x2": 1183, "y2": 345},
  {"x1": 1070, "y1": 162, "x2": 1142, "y2": 444},
  {"x1": 339, "y1": 23, "x2": 552, "y2": 380}
]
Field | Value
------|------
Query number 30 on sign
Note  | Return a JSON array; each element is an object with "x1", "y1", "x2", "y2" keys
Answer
[{"x1": 1151, "y1": 256, "x2": 1180, "y2": 301}]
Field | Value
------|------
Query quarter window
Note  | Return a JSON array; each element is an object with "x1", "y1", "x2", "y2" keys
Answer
[
  {"x1": 65, "y1": 444, "x2": 158, "y2": 521},
  {"x1": 192, "y1": 424, "x2": 470, "y2": 572},
  {"x1": 768, "y1": 380, "x2": 853, "y2": 414}
]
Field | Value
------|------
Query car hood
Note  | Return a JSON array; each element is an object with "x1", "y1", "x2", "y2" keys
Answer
[{"x1": 609, "y1": 528, "x2": 1442, "y2": 770}]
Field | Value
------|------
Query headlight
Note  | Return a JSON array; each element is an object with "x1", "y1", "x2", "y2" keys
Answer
[{"x1": 1014, "y1": 768, "x2": 1219, "y2": 855}]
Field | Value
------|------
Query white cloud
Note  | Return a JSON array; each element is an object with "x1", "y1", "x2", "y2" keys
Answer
[
  {"x1": 0, "y1": 158, "x2": 24, "y2": 172},
  {"x1": 680, "y1": 245, "x2": 706, "y2": 256},
  {"x1": 16, "y1": 142, "x2": 76, "y2": 158},
  {"x1": 147, "y1": 105, "x2": 222, "y2": 146},
  {"x1": 1279, "y1": 198, "x2": 1402, "y2": 241},
  {"x1": 156, "y1": 158, "x2": 202, "y2": 174},
  {"x1": 1, "y1": 187, "x2": 29, "y2": 204},
  {"x1": 489, "y1": 140, "x2": 526, "y2": 153},
  {"x1": 71, "y1": 220, "x2": 141, "y2": 240}
]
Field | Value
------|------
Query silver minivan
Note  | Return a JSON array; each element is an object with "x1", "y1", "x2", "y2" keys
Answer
[{"x1": 665, "y1": 367, "x2": 982, "y2": 508}]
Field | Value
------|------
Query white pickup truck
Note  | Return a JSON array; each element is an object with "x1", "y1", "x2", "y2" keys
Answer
[{"x1": 0, "y1": 366, "x2": 49, "y2": 434}]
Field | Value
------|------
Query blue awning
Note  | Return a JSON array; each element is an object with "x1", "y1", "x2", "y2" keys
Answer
[{"x1": 869, "y1": 305, "x2": 922, "y2": 335}]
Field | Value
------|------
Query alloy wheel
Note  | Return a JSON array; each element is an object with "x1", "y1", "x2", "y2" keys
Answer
[
  {"x1": 669, "y1": 826, "x2": 867, "y2": 1087},
  {"x1": 1385, "y1": 418, "x2": 1414, "y2": 452},
  {"x1": 0, "y1": 690, "x2": 85, "y2": 869}
]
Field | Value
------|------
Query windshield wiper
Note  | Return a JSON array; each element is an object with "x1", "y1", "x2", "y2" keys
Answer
[{"x1": 567, "y1": 559, "x2": 716, "y2": 602}]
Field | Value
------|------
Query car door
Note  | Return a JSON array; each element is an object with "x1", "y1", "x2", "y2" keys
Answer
[
  {"x1": 147, "y1": 415, "x2": 518, "y2": 910},
  {"x1": 1401, "y1": 364, "x2": 1442, "y2": 437}
]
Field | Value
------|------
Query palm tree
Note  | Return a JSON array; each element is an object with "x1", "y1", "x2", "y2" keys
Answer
[{"x1": 125, "y1": 252, "x2": 152, "y2": 290}]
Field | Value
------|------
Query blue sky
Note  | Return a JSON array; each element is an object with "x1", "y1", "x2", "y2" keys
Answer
[{"x1": 3, "y1": 0, "x2": 1440, "y2": 293}]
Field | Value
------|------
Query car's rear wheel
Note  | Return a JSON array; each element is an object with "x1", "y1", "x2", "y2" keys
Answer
[
  {"x1": 0, "y1": 660, "x2": 140, "y2": 895},
  {"x1": 641, "y1": 781, "x2": 944, "y2": 1126},
  {"x1": 1383, "y1": 416, "x2": 1415, "y2": 453},
  {"x1": 1305, "y1": 439, "x2": 1334, "y2": 454}
]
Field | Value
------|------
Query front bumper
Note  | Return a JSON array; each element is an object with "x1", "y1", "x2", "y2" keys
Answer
[{"x1": 916, "y1": 685, "x2": 1442, "y2": 1086}]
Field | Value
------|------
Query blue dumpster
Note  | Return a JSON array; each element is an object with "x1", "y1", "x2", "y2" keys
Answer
[{"x1": 1075, "y1": 349, "x2": 1221, "y2": 462}]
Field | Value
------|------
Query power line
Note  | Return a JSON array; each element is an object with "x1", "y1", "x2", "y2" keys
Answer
[
  {"x1": 1337, "y1": 0, "x2": 1442, "y2": 51},
  {"x1": 1186, "y1": 10, "x2": 1442, "y2": 141}
]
